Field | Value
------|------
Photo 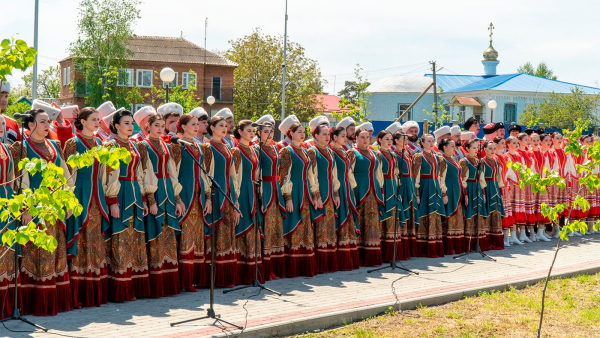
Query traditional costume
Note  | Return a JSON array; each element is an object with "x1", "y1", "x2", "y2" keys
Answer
[
  {"x1": 393, "y1": 146, "x2": 417, "y2": 258},
  {"x1": 64, "y1": 135, "x2": 110, "y2": 308},
  {"x1": 279, "y1": 144, "x2": 319, "y2": 277},
  {"x1": 337, "y1": 117, "x2": 356, "y2": 151},
  {"x1": 481, "y1": 155, "x2": 505, "y2": 250},
  {"x1": 277, "y1": 115, "x2": 300, "y2": 151},
  {"x1": 460, "y1": 156, "x2": 487, "y2": 251},
  {"x1": 348, "y1": 146, "x2": 384, "y2": 266},
  {"x1": 0, "y1": 142, "x2": 18, "y2": 318},
  {"x1": 438, "y1": 154, "x2": 466, "y2": 255},
  {"x1": 213, "y1": 108, "x2": 235, "y2": 148}
]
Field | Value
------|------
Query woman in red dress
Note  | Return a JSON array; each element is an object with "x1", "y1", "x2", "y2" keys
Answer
[
  {"x1": 493, "y1": 137, "x2": 512, "y2": 247},
  {"x1": 504, "y1": 136, "x2": 525, "y2": 245}
]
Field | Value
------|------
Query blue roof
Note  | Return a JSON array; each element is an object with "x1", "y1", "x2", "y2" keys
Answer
[
  {"x1": 427, "y1": 73, "x2": 600, "y2": 94},
  {"x1": 424, "y1": 74, "x2": 490, "y2": 92}
]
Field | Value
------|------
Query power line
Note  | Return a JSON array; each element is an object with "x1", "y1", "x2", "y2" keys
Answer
[{"x1": 322, "y1": 61, "x2": 430, "y2": 78}]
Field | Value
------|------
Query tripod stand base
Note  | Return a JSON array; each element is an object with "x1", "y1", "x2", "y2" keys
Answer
[
  {"x1": 223, "y1": 279, "x2": 282, "y2": 296},
  {"x1": 453, "y1": 246, "x2": 496, "y2": 261},
  {"x1": 169, "y1": 307, "x2": 243, "y2": 329},
  {"x1": 367, "y1": 261, "x2": 419, "y2": 275},
  {"x1": 0, "y1": 309, "x2": 48, "y2": 332}
]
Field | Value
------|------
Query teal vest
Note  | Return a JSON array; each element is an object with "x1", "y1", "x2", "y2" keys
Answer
[
  {"x1": 141, "y1": 139, "x2": 180, "y2": 242},
  {"x1": 178, "y1": 141, "x2": 206, "y2": 225},
  {"x1": 351, "y1": 148, "x2": 383, "y2": 207},
  {"x1": 415, "y1": 152, "x2": 445, "y2": 219},
  {"x1": 378, "y1": 149, "x2": 397, "y2": 221},
  {"x1": 259, "y1": 144, "x2": 285, "y2": 214},
  {"x1": 393, "y1": 150, "x2": 416, "y2": 225},
  {"x1": 309, "y1": 145, "x2": 335, "y2": 222},
  {"x1": 235, "y1": 145, "x2": 260, "y2": 236},
  {"x1": 281, "y1": 146, "x2": 314, "y2": 237},
  {"x1": 66, "y1": 136, "x2": 110, "y2": 256},
  {"x1": 206, "y1": 141, "x2": 236, "y2": 234},
  {"x1": 482, "y1": 157, "x2": 505, "y2": 218},
  {"x1": 440, "y1": 155, "x2": 462, "y2": 218},
  {"x1": 462, "y1": 157, "x2": 484, "y2": 219},
  {"x1": 332, "y1": 148, "x2": 359, "y2": 234},
  {"x1": 104, "y1": 139, "x2": 145, "y2": 238}
]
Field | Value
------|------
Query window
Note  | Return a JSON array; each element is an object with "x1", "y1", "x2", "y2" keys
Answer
[
  {"x1": 397, "y1": 104, "x2": 412, "y2": 122},
  {"x1": 182, "y1": 72, "x2": 196, "y2": 89},
  {"x1": 63, "y1": 68, "x2": 67, "y2": 86},
  {"x1": 212, "y1": 76, "x2": 222, "y2": 100},
  {"x1": 135, "y1": 104, "x2": 151, "y2": 112},
  {"x1": 136, "y1": 69, "x2": 153, "y2": 88},
  {"x1": 162, "y1": 72, "x2": 178, "y2": 88},
  {"x1": 504, "y1": 103, "x2": 517, "y2": 123},
  {"x1": 67, "y1": 67, "x2": 71, "y2": 84},
  {"x1": 117, "y1": 68, "x2": 134, "y2": 87}
]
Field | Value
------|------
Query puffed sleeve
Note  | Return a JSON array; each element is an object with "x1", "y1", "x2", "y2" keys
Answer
[
  {"x1": 412, "y1": 153, "x2": 422, "y2": 195},
  {"x1": 9, "y1": 142, "x2": 30, "y2": 191},
  {"x1": 306, "y1": 148, "x2": 321, "y2": 199},
  {"x1": 375, "y1": 152, "x2": 384, "y2": 189},
  {"x1": 137, "y1": 142, "x2": 157, "y2": 205},
  {"x1": 480, "y1": 161, "x2": 487, "y2": 190},
  {"x1": 497, "y1": 162, "x2": 504, "y2": 189},
  {"x1": 278, "y1": 147, "x2": 293, "y2": 201},
  {"x1": 346, "y1": 150, "x2": 358, "y2": 189},
  {"x1": 168, "y1": 143, "x2": 183, "y2": 202},
  {"x1": 102, "y1": 142, "x2": 120, "y2": 206},
  {"x1": 199, "y1": 144, "x2": 213, "y2": 198},
  {"x1": 459, "y1": 159, "x2": 469, "y2": 189},
  {"x1": 438, "y1": 156, "x2": 448, "y2": 196},
  {"x1": 231, "y1": 148, "x2": 243, "y2": 200},
  {"x1": 331, "y1": 151, "x2": 340, "y2": 197},
  {"x1": 63, "y1": 138, "x2": 79, "y2": 184},
  {"x1": 55, "y1": 141, "x2": 74, "y2": 188}
]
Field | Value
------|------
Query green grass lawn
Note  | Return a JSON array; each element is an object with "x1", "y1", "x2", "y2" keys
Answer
[{"x1": 297, "y1": 273, "x2": 600, "y2": 337}]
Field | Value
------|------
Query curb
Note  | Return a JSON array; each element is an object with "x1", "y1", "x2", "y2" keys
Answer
[{"x1": 206, "y1": 263, "x2": 600, "y2": 338}]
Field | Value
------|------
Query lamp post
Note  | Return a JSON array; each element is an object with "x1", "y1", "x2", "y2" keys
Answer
[
  {"x1": 160, "y1": 67, "x2": 175, "y2": 103},
  {"x1": 207, "y1": 95, "x2": 215, "y2": 117},
  {"x1": 487, "y1": 99, "x2": 497, "y2": 123}
]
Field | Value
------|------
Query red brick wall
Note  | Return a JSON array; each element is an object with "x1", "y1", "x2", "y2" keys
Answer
[{"x1": 58, "y1": 60, "x2": 235, "y2": 112}]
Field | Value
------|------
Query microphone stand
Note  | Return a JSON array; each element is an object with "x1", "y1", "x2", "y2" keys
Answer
[
  {"x1": 224, "y1": 138, "x2": 281, "y2": 296},
  {"x1": 170, "y1": 141, "x2": 242, "y2": 329},
  {"x1": 369, "y1": 134, "x2": 418, "y2": 275},
  {"x1": 454, "y1": 141, "x2": 495, "y2": 261},
  {"x1": 0, "y1": 117, "x2": 48, "y2": 331}
]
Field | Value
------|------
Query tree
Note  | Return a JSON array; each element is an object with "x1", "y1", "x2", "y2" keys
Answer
[
  {"x1": 21, "y1": 65, "x2": 61, "y2": 98},
  {"x1": 519, "y1": 87, "x2": 600, "y2": 128},
  {"x1": 0, "y1": 36, "x2": 37, "y2": 82},
  {"x1": 222, "y1": 28, "x2": 324, "y2": 122},
  {"x1": 508, "y1": 119, "x2": 600, "y2": 337},
  {"x1": 517, "y1": 61, "x2": 557, "y2": 80},
  {"x1": 144, "y1": 70, "x2": 203, "y2": 113},
  {"x1": 422, "y1": 88, "x2": 452, "y2": 129},
  {"x1": 332, "y1": 65, "x2": 371, "y2": 123},
  {"x1": 68, "y1": 0, "x2": 141, "y2": 107}
]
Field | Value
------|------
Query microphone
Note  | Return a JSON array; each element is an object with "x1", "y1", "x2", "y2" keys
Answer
[
  {"x1": 13, "y1": 113, "x2": 31, "y2": 119},
  {"x1": 170, "y1": 135, "x2": 194, "y2": 147}
]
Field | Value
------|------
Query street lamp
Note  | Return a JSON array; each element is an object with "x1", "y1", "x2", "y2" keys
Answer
[
  {"x1": 160, "y1": 67, "x2": 175, "y2": 103},
  {"x1": 487, "y1": 99, "x2": 497, "y2": 122},
  {"x1": 207, "y1": 95, "x2": 215, "y2": 117}
]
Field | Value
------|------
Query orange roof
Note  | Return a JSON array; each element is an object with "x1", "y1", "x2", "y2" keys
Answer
[
  {"x1": 315, "y1": 94, "x2": 356, "y2": 113},
  {"x1": 455, "y1": 96, "x2": 482, "y2": 106}
]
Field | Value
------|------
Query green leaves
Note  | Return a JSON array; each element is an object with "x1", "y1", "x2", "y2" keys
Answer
[
  {"x1": 0, "y1": 36, "x2": 37, "y2": 81},
  {"x1": 67, "y1": 145, "x2": 131, "y2": 170}
]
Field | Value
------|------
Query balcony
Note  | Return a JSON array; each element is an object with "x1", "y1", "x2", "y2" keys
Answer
[{"x1": 201, "y1": 88, "x2": 233, "y2": 103}]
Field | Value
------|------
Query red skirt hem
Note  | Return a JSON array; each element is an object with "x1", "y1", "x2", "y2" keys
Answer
[
  {"x1": 70, "y1": 270, "x2": 108, "y2": 308},
  {"x1": 443, "y1": 237, "x2": 466, "y2": 255},
  {"x1": 284, "y1": 246, "x2": 317, "y2": 278},
  {"x1": 381, "y1": 240, "x2": 409, "y2": 261},
  {"x1": 150, "y1": 262, "x2": 180, "y2": 298},
  {"x1": 316, "y1": 245, "x2": 339, "y2": 273},
  {"x1": 359, "y1": 246, "x2": 383, "y2": 266}
]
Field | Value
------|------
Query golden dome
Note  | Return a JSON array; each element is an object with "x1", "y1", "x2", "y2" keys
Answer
[{"x1": 483, "y1": 43, "x2": 498, "y2": 61}]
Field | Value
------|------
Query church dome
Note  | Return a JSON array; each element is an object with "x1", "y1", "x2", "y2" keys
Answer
[{"x1": 483, "y1": 43, "x2": 499, "y2": 61}]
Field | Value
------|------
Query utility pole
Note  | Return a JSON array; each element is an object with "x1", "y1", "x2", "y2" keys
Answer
[
  {"x1": 430, "y1": 61, "x2": 438, "y2": 126},
  {"x1": 32, "y1": 0, "x2": 40, "y2": 100},
  {"x1": 281, "y1": 0, "x2": 288, "y2": 140},
  {"x1": 204, "y1": 18, "x2": 208, "y2": 106}
]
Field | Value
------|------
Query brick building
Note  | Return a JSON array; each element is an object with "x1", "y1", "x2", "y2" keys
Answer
[{"x1": 58, "y1": 35, "x2": 237, "y2": 115}]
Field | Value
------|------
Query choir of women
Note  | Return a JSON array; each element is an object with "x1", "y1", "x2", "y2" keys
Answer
[{"x1": 2, "y1": 97, "x2": 596, "y2": 318}]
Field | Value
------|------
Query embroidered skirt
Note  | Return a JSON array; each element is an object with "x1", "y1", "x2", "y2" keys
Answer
[
  {"x1": 380, "y1": 207, "x2": 408, "y2": 261},
  {"x1": 178, "y1": 198, "x2": 207, "y2": 288},
  {"x1": 314, "y1": 199, "x2": 338, "y2": 273},
  {"x1": 442, "y1": 208, "x2": 465, "y2": 255},
  {"x1": 148, "y1": 223, "x2": 180, "y2": 298},
  {"x1": 205, "y1": 202, "x2": 238, "y2": 287},
  {"x1": 417, "y1": 212, "x2": 444, "y2": 258},
  {"x1": 337, "y1": 213, "x2": 360, "y2": 271},
  {"x1": 485, "y1": 210, "x2": 505, "y2": 250},
  {"x1": 262, "y1": 203, "x2": 285, "y2": 279},
  {"x1": 464, "y1": 214, "x2": 486, "y2": 252},
  {"x1": 0, "y1": 244, "x2": 19, "y2": 319},
  {"x1": 284, "y1": 196, "x2": 317, "y2": 278},
  {"x1": 236, "y1": 223, "x2": 264, "y2": 285},
  {"x1": 69, "y1": 202, "x2": 109, "y2": 308},
  {"x1": 501, "y1": 186, "x2": 513, "y2": 229},
  {"x1": 357, "y1": 191, "x2": 382, "y2": 266}
]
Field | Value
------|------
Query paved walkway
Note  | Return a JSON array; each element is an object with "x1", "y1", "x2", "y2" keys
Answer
[{"x1": 2, "y1": 236, "x2": 600, "y2": 338}]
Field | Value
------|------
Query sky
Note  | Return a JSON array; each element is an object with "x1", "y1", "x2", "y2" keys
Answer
[{"x1": 3, "y1": 0, "x2": 600, "y2": 95}]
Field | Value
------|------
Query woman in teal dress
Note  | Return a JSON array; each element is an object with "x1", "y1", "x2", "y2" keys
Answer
[
  {"x1": 104, "y1": 109, "x2": 151, "y2": 302},
  {"x1": 392, "y1": 132, "x2": 416, "y2": 259},
  {"x1": 348, "y1": 126, "x2": 384, "y2": 266},
  {"x1": 13, "y1": 108, "x2": 74, "y2": 315},
  {"x1": 63, "y1": 107, "x2": 110, "y2": 308},
  {"x1": 231, "y1": 120, "x2": 264, "y2": 285},
  {"x1": 411, "y1": 134, "x2": 445, "y2": 258},
  {"x1": 278, "y1": 122, "x2": 319, "y2": 278},
  {"x1": 172, "y1": 114, "x2": 211, "y2": 291},
  {"x1": 376, "y1": 130, "x2": 408, "y2": 261},
  {"x1": 307, "y1": 124, "x2": 340, "y2": 273},
  {"x1": 205, "y1": 116, "x2": 241, "y2": 288},
  {"x1": 437, "y1": 138, "x2": 465, "y2": 255},
  {"x1": 330, "y1": 126, "x2": 360, "y2": 270},
  {"x1": 481, "y1": 141, "x2": 505, "y2": 250},
  {"x1": 459, "y1": 139, "x2": 487, "y2": 252},
  {"x1": 137, "y1": 113, "x2": 185, "y2": 298},
  {"x1": 256, "y1": 123, "x2": 286, "y2": 280}
]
